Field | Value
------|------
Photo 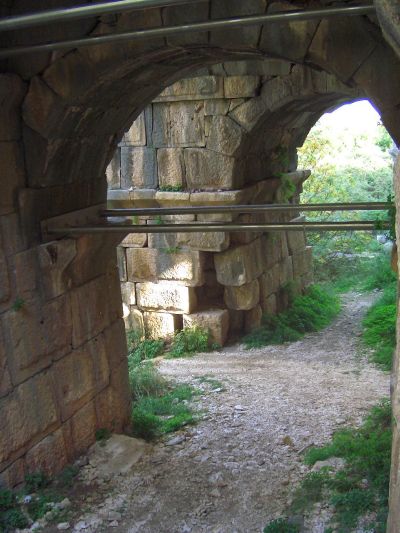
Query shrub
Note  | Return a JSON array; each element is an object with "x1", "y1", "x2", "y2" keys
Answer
[
  {"x1": 25, "y1": 471, "x2": 49, "y2": 492},
  {"x1": 127, "y1": 330, "x2": 164, "y2": 367},
  {"x1": 244, "y1": 285, "x2": 340, "y2": 348},
  {"x1": 129, "y1": 361, "x2": 168, "y2": 400},
  {"x1": 168, "y1": 326, "x2": 211, "y2": 358},
  {"x1": 263, "y1": 518, "x2": 300, "y2": 533},
  {"x1": 1, "y1": 508, "x2": 28, "y2": 530}
]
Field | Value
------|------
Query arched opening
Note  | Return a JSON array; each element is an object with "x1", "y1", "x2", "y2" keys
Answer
[{"x1": 1, "y1": 2, "x2": 400, "y2": 529}]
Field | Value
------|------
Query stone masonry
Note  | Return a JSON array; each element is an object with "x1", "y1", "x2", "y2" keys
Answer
[{"x1": 1, "y1": 5, "x2": 400, "y2": 530}]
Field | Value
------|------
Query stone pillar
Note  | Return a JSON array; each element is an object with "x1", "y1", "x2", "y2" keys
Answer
[{"x1": 0, "y1": 74, "x2": 131, "y2": 487}]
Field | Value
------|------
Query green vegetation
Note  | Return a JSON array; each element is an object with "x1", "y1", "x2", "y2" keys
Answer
[
  {"x1": 263, "y1": 518, "x2": 300, "y2": 533},
  {"x1": 158, "y1": 184, "x2": 183, "y2": 192},
  {"x1": 11, "y1": 297, "x2": 25, "y2": 312},
  {"x1": 127, "y1": 329, "x2": 200, "y2": 441},
  {"x1": 168, "y1": 326, "x2": 219, "y2": 358},
  {"x1": 362, "y1": 282, "x2": 397, "y2": 371},
  {"x1": 243, "y1": 285, "x2": 340, "y2": 348},
  {"x1": 163, "y1": 246, "x2": 181, "y2": 254}
]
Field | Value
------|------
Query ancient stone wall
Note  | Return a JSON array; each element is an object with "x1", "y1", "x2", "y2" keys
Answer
[{"x1": 105, "y1": 67, "x2": 355, "y2": 343}]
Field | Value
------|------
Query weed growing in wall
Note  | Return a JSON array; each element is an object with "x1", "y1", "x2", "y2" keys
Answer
[
  {"x1": 168, "y1": 326, "x2": 219, "y2": 358},
  {"x1": 243, "y1": 285, "x2": 340, "y2": 348}
]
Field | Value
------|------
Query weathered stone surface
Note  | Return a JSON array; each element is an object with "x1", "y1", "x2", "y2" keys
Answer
[
  {"x1": 155, "y1": 191, "x2": 190, "y2": 206},
  {"x1": 206, "y1": 115, "x2": 244, "y2": 156},
  {"x1": 154, "y1": 77, "x2": 223, "y2": 102},
  {"x1": 228, "y1": 97, "x2": 267, "y2": 132},
  {"x1": 66, "y1": 400, "x2": 97, "y2": 457},
  {"x1": 0, "y1": 74, "x2": 26, "y2": 141},
  {"x1": 106, "y1": 149, "x2": 121, "y2": 189},
  {"x1": 245, "y1": 304, "x2": 262, "y2": 333},
  {"x1": 183, "y1": 308, "x2": 229, "y2": 346},
  {"x1": 292, "y1": 247, "x2": 313, "y2": 277},
  {"x1": 117, "y1": 247, "x2": 127, "y2": 281},
  {"x1": 70, "y1": 276, "x2": 110, "y2": 348},
  {"x1": 126, "y1": 248, "x2": 205, "y2": 286},
  {"x1": 121, "y1": 147, "x2": 157, "y2": 189},
  {"x1": 37, "y1": 239, "x2": 77, "y2": 299},
  {"x1": 224, "y1": 280, "x2": 260, "y2": 311},
  {"x1": 287, "y1": 230, "x2": 306, "y2": 254},
  {"x1": 25, "y1": 429, "x2": 68, "y2": 476},
  {"x1": 0, "y1": 371, "x2": 59, "y2": 464},
  {"x1": 260, "y1": 1, "x2": 318, "y2": 62},
  {"x1": 121, "y1": 281, "x2": 136, "y2": 306},
  {"x1": 137, "y1": 282, "x2": 197, "y2": 314},
  {"x1": 0, "y1": 141, "x2": 26, "y2": 213},
  {"x1": 54, "y1": 336, "x2": 109, "y2": 421},
  {"x1": 204, "y1": 99, "x2": 230, "y2": 116},
  {"x1": 228, "y1": 309, "x2": 244, "y2": 335},
  {"x1": 120, "y1": 231, "x2": 147, "y2": 248},
  {"x1": 0, "y1": 330, "x2": 12, "y2": 398},
  {"x1": 214, "y1": 238, "x2": 264, "y2": 286},
  {"x1": 279, "y1": 256, "x2": 294, "y2": 285},
  {"x1": 224, "y1": 76, "x2": 260, "y2": 98},
  {"x1": 184, "y1": 149, "x2": 240, "y2": 190},
  {"x1": 261, "y1": 293, "x2": 277, "y2": 315},
  {"x1": 187, "y1": 231, "x2": 230, "y2": 252},
  {"x1": 2, "y1": 296, "x2": 72, "y2": 385},
  {"x1": 122, "y1": 111, "x2": 146, "y2": 146},
  {"x1": 0, "y1": 246, "x2": 10, "y2": 303},
  {"x1": 0, "y1": 458, "x2": 25, "y2": 488},
  {"x1": 144, "y1": 312, "x2": 181, "y2": 339},
  {"x1": 153, "y1": 101, "x2": 205, "y2": 147},
  {"x1": 124, "y1": 307, "x2": 144, "y2": 335},
  {"x1": 157, "y1": 148, "x2": 185, "y2": 188},
  {"x1": 260, "y1": 264, "x2": 281, "y2": 299}
]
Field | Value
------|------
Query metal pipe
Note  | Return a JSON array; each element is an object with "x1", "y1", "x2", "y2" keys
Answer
[
  {"x1": 48, "y1": 220, "x2": 388, "y2": 235},
  {"x1": 0, "y1": 4, "x2": 375, "y2": 58},
  {"x1": 0, "y1": 0, "x2": 201, "y2": 32},
  {"x1": 103, "y1": 201, "x2": 391, "y2": 218}
]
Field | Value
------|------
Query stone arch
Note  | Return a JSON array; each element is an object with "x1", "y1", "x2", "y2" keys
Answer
[{"x1": 1, "y1": 7, "x2": 400, "y2": 526}]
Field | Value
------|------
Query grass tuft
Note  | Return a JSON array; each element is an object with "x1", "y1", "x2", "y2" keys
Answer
[
  {"x1": 243, "y1": 285, "x2": 340, "y2": 348},
  {"x1": 168, "y1": 326, "x2": 214, "y2": 358}
]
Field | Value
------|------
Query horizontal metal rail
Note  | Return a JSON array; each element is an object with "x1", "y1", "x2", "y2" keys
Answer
[
  {"x1": 103, "y1": 201, "x2": 391, "y2": 218},
  {"x1": 0, "y1": 4, "x2": 375, "y2": 58},
  {"x1": 48, "y1": 220, "x2": 389, "y2": 235},
  {"x1": 0, "y1": 0, "x2": 201, "y2": 32}
]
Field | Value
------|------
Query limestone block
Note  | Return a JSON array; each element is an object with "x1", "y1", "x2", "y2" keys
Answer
[
  {"x1": 228, "y1": 309, "x2": 244, "y2": 334},
  {"x1": 104, "y1": 319, "x2": 128, "y2": 370},
  {"x1": 37, "y1": 239, "x2": 77, "y2": 299},
  {"x1": 144, "y1": 312, "x2": 181, "y2": 339},
  {"x1": 224, "y1": 279, "x2": 260, "y2": 311},
  {"x1": 124, "y1": 307, "x2": 144, "y2": 336},
  {"x1": 261, "y1": 293, "x2": 277, "y2": 315},
  {"x1": 122, "y1": 111, "x2": 146, "y2": 146},
  {"x1": 210, "y1": 0, "x2": 266, "y2": 48},
  {"x1": 155, "y1": 77, "x2": 223, "y2": 102},
  {"x1": 25, "y1": 429, "x2": 68, "y2": 476},
  {"x1": 260, "y1": 264, "x2": 281, "y2": 299},
  {"x1": 279, "y1": 256, "x2": 294, "y2": 285},
  {"x1": 106, "y1": 149, "x2": 121, "y2": 189},
  {"x1": 152, "y1": 101, "x2": 205, "y2": 147},
  {"x1": 245, "y1": 305, "x2": 263, "y2": 333},
  {"x1": 155, "y1": 191, "x2": 190, "y2": 206},
  {"x1": 184, "y1": 149, "x2": 241, "y2": 190},
  {"x1": 224, "y1": 76, "x2": 260, "y2": 98},
  {"x1": 223, "y1": 59, "x2": 291, "y2": 77},
  {"x1": 157, "y1": 148, "x2": 185, "y2": 188},
  {"x1": 0, "y1": 141, "x2": 26, "y2": 214},
  {"x1": 204, "y1": 99, "x2": 230, "y2": 116},
  {"x1": 307, "y1": 17, "x2": 377, "y2": 84},
  {"x1": 121, "y1": 147, "x2": 157, "y2": 189},
  {"x1": 2, "y1": 296, "x2": 72, "y2": 385},
  {"x1": 214, "y1": 238, "x2": 264, "y2": 286},
  {"x1": 206, "y1": 115, "x2": 244, "y2": 156},
  {"x1": 0, "y1": 247, "x2": 10, "y2": 303},
  {"x1": 54, "y1": 336, "x2": 109, "y2": 421},
  {"x1": 0, "y1": 371, "x2": 59, "y2": 464},
  {"x1": 137, "y1": 282, "x2": 197, "y2": 314},
  {"x1": 0, "y1": 330, "x2": 12, "y2": 398},
  {"x1": 183, "y1": 308, "x2": 229, "y2": 346},
  {"x1": 106, "y1": 267, "x2": 124, "y2": 323},
  {"x1": 126, "y1": 248, "x2": 205, "y2": 286},
  {"x1": 228, "y1": 97, "x2": 267, "y2": 132},
  {"x1": 0, "y1": 459, "x2": 25, "y2": 488},
  {"x1": 117, "y1": 247, "x2": 127, "y2": 281},
  {"x1": 292, "y1": 247, "x2": 313, "y2": 278},
  {"x1": 187, "y1": 231, "x2": 230, "y2": 252},
  {"x1": 66, "y1": 400, "x2": 97, "y2": 457},
  {"x1": 287, "y1": 230, "x2": 306, "y2": 254},
  {"x1": 120, "y1": 232, "x2": 147, "y2": 248},
  {"x1": 70, "y1": 276, "x2": 110, "y2": 348},
  {"x1": 121, "y1": 281, "x2": 136, "y2": 306},
  {"x1": 190, "y1": 189, "x2": 248, "y2": 205},
  {"x1": 259, "y1": 1, "x2": 318, "y2": 62},
  {"x1": 0, "y1": 74, "x2": 26, "y2": 141}
]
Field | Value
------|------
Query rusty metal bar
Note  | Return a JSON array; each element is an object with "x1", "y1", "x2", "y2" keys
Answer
[
  {"x1": 0, "y1": 4, "x2": 375, "y2": 58},
  {"x1": 103, "y1": 201, "x2": 391, "y2": 218},
  {"x1": 48, "y1": 220, "x2": 389, "y2": 235},
  {"x1": 0, "y1": 0, "x2": 202, "y2": 32}
]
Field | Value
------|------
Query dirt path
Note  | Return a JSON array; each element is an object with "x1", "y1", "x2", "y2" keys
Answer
[{"x1": 75, "y1": 292, "x2": 389, "y2": 533}]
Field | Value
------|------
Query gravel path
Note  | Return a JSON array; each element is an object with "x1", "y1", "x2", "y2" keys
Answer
[{"x1": 76, "y1": 292, "x2": 390, "y2": 533}]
